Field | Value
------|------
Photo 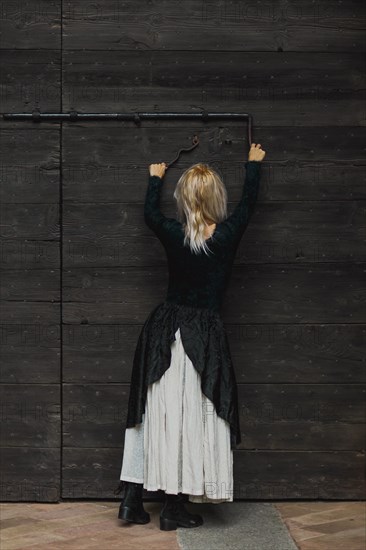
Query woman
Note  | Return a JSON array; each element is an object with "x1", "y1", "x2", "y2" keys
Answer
[{"x1": 115, "y1": 142, "x2": 266, "y2": 530}]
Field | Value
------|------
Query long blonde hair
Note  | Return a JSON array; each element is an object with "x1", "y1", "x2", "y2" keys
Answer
[{"x1": 173, "y1": 163, "x2": 228, "y2": 255}]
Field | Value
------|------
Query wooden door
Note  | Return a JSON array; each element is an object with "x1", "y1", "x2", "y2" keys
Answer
[{"x1": 1, "y1": 2, "x2": 365, "y2": 502}]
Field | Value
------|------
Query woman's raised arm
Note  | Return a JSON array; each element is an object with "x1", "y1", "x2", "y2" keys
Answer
[
  {"x1": 221, "y1": 143, "x2": 266, "y2": 239},
  {"x1": 144, "y1": 162, "x2": 175, "y2": 238}
]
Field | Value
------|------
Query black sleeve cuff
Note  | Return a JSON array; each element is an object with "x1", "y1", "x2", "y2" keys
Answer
[{"x1": 245, "y1": 160, "x2": 262, "y2": 168}]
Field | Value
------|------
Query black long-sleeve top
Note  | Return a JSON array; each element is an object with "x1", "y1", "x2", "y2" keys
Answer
[{"x1": 144, "y1": 160, "x2": 262, "y2": 312}]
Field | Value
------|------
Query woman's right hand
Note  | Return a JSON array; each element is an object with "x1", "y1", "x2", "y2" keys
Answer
[{"x1": 248, "y1": 143, "x2": 266, "y2": 162}]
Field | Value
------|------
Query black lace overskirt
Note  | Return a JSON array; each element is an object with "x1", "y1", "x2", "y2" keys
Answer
[{"x1": 125, "y1": 299, "x2": 241, "y2": 450}]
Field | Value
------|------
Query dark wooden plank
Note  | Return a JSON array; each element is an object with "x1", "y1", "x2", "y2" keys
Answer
[
  {"x1": 0, "y1": 347, "x2": 60, "y2": 383},
  {"x1": 0, "y1": 270, "x2": 59, "y2": 300},
  {"x1": 62, "y1": 200, "x2": 365, "y2": 266},
  {"x1": 238, "y1": 421, "x2": 366, "y2": 452},
  {"x1": 235, "y1": 200, "x2": 365, "y2": 264},
  {"x1": 0, "y1": 302, "x2": 59, "y2": 324},
  {"x1": 0, "y1": 310, "x2": 60, "y2": 389},
  {"x1": 0, "y1": 385, "x2": 60, "y2": 447},
  {"x1": 62, "y1": 51, "x2": 365, "y2": 122},
  {"x1": 61, "y1": 125, "x2": 365, "y2": 164},
  {"x1": 0, "y1": 240, "x2": 59, "y2": 269},
  {"x1": 223, "y1": 263, "x2": 366, "y2": 324},
  {"x1": 62, "y1": 323, "x2": 141, "y2": 383},
  {"x1": 0, "y1": 1, "x2": 61, "y2": 49},
  {"x1": 0, "y1": 205, "x2": 59, "y2": 240},
  {"x1": 62, "y1": 1, "x2": 366, "y2": 52},
  {"x1": 62, "y1": 263, "x2": 365, "y2": 324},
  {"x1": 0, "y1": 128, "x2": 59, "y2": 203},
  {"x1": 62, "y1": 324, "x2": 366, "y2": 385},
  {"x1": 0, "y1": 447, "x2": 60, "y2": 502},
  {"x1": 62, "y1": 384, "x2": 128, "y2": 448},
  {"x1": 228, "y1": 324, "x2": 366, "y2": 384},
  {"x1": 63, "y1": 266, "x2": 165, "y2": 323},
  {"x1": 237, "y1": 384, "x2": 366, "y2": 426},
  {"x1": 0, "y1": 120, "x2": 58, "y2": 130},
  {"x1": 233, "y1": 450, "x2": 366, "y2": 499},
  {"x1": 63, "y1": 158, "x2": 366, "y2": 205},
  {"x1": 0, "y1": 40, "x2": 62, "y2": 501},
  {"x1": 62, "y1": 448, "x2": 365, "y2": 499},
  {"x1": 62, "y1": 448, "x2": 122, "y2": 499},
  {"x1": 0, "y1": 50, "x2": 60, "y2": 112},
  {"x1": 62, "y1": 126, "x2": 366, "y2": 204},
  {"x1": 0, "y1": 128, "x2": 60, "y2": 271}
]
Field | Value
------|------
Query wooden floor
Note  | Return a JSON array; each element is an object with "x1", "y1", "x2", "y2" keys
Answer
[
  {"x1": 276, "y1": 502, "x2": 366, "y2": 550},
  {"x1": 0, "y1": 501, "x2": 364, "y2": 550}
]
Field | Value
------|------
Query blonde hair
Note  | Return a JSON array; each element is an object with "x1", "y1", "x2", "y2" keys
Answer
[{"x1": 173, "y1": 163, "x2": 228, "y2": 255}]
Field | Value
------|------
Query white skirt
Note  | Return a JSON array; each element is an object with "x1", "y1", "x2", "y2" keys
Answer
[{"x1": 119, "y1": 326, "x2": 234, "y2": 503}]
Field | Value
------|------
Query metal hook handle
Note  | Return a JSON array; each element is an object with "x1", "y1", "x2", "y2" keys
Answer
[{"x1": 166, "y1": 134, "x2": 200, "y2": 169}]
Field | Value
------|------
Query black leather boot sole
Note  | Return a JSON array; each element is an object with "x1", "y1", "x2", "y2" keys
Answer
[{"x1": 160, "y1": 514, "x2": 203, "y2": 530}]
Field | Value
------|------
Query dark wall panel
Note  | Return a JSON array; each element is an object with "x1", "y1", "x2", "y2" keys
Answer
[
  {"x1": 0, "y1": 2, "x2": 61, "y2": 49},
  {"x1": 62, "y1": 448, "x2": 365, "y2": 500},
  {"x1": 0, "y1": 13, "x2": 61, "y2": 501},
  {"x1": 2, "y1": 448, "x2": 60, "y2": 502},
  {"x1": 0, "y1": 51, "x2": 60, "y2": 112},
  {"x1": 61, "y1": 125, "x2": 366, "y2": 202},
  {"x1": 61, "y1": 21, "x2": 366, "y2": 498},
  {"x1": 1, "y1": 0, "x2": 364, "y2": 502},
  {"x1": 62, "y1": 1, "x2": 365, "y2": 52},
  {"x1": 62, "y1": 51, "x2": 365, "y2": 126}
]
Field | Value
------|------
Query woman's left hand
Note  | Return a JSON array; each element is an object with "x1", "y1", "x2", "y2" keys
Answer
[{"x1": 149, "y1": 163, "x2": 167, "y2": 178}]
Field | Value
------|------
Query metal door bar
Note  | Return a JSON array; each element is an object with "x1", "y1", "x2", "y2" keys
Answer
[{"x1": 2, "y1": 110, "x2": 253, "y2": 145}]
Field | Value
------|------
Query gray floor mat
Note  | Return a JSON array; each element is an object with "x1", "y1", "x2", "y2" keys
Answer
[{"x1": 177, "y1": 502, "x2": 298, "y2": 550}]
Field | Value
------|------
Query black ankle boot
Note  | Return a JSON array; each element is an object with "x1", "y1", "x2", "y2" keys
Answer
[
  {"x1": 115, "y1": 480, "x2": 150, "y2": 524},
  {"x1": 160, "y1": 492, "x2": 203, "y2": 530}
]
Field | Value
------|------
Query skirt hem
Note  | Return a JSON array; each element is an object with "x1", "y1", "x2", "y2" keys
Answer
[{"x1": 120, "y1": 476, "x2": 233, "y2": 502}]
